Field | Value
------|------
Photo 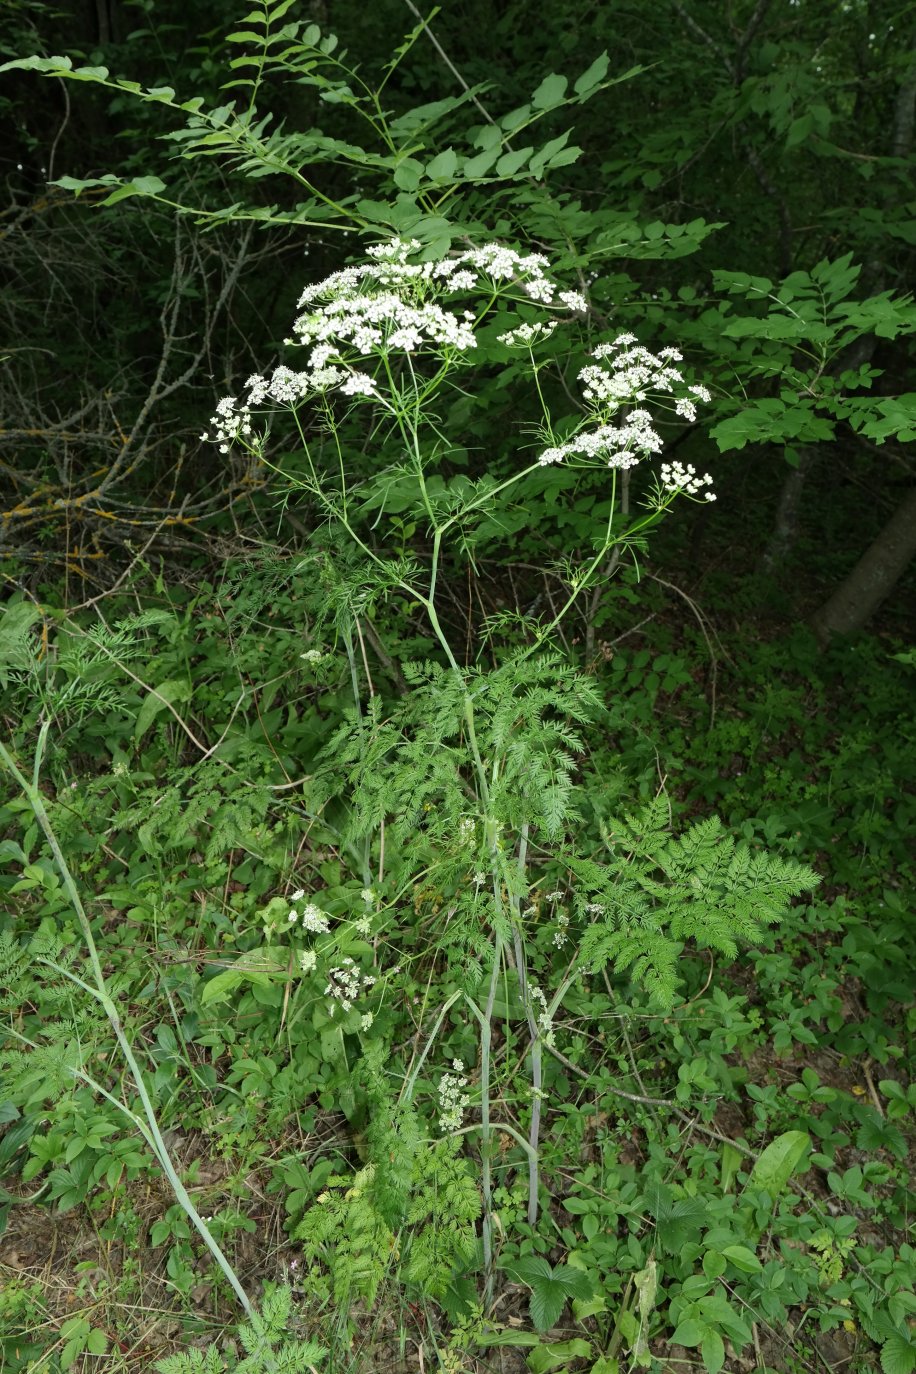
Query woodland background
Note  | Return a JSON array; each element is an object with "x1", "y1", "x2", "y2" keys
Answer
[{"x1": 0, "y1": 1, "x2": 915, "y2": 1372}]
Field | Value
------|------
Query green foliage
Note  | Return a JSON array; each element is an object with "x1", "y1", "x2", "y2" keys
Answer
[
  {"x1": 294, "y1": 1138, "x2": 480, "y2": 1310},
  {"x1": 155, "y1": 1284, "x2": 326, "y2": 1373},
  {"x1": 575, "y1": 804, "x2": 819, "y2": 1006},
  {"x1": 1, "y1": 4, "x2": 915, "y2": 1372}
]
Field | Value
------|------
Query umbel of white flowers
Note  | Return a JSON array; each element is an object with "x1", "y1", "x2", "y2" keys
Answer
[{"x1": 202, "y1": 238, "x2": 713, "y2": 495}]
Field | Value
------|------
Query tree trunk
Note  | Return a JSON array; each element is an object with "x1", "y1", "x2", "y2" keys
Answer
[
  {"x1": 760, "y1": 448, "x2": 818, "y2": 575},
  {"x1": 808, "y1": 486, "x2": 916, "y2": 644}
]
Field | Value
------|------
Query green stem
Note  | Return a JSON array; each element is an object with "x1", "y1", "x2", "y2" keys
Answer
[
  {"x1": 467, "y1": 933, "x2": 506, "y2": 1306},
  {"x1": 0, "y1": 731, "x2": 255, "y2": 1320}
]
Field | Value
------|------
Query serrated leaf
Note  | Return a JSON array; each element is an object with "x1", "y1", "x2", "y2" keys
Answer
[
  {"x1": 511, "y1": 1256, "x2": 553, "y2": 1286},
  {"x1": 530, "y1": 1278, "x2": 568, "y2": 1333},
  {"x1": 552, "y1": 1264, "x2": 594, "y2": 1299},
  {"x1": 881, "y1": 1334, "x2": 916, "y2": 1374}
]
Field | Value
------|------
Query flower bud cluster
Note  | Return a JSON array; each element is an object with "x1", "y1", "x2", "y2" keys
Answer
[
  {"x1": 529, "y1": 985, "x2": 556, "y2": 1047},
  {"x1": 438, "y1": 1059, "x2": 471, "y2": 1133}
]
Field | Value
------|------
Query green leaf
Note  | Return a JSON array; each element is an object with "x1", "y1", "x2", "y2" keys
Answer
[
  {"x1": 701, "y1": 1329, "x2": 725, "y2": 1374},
  {"x1": 100, "y1": 175, "x2": 167, "y2": 207},
  {"x1": 425, "y1": 148, "x2": 458, "y2": 181},
  {"x1": 881, "y1": 1335, "x2": 916, "y2": 1374},
  {"x1": 134, "y1": 677, "x2": 191, "y2": 741},
  {"x1": 720, "y1": 1143, "x2": 743, "y2": 1193},
  {"x1": 511, "y1": 1256, "x2": 554, "y2": 1286},
  {"x1": 86, "y1": 1328, "x2": 108, "y2": 1355},
  {"x1": 528, "y1": 1339, "x2": 592, "y2": 1373},
  {"x1": 531, "y1": 73, "x2": 568, "y2": 109},
  {"x1": 552, "y1": 1265, "x2": 595, "y2": 1299},
  {"x1": 671, "y1": 1320, "x2": 705, "y2": 1347},
  {"x1": 496, "y1": 146, "x2": 534, "y2": 176},
  {"x1": 393, "y1": 158, "x2": 423, "y2": 191},
  {"x1": 721, "y1": 1244, "x2": 762, "y2": 1272},
  {"x1": 574, "y1": 52, "x2": 610, "y2": 97},
  {"x1": 200, "y1": 969, "x2": 246, "y2": 1006},
  {"x1": 462, "y1": 146, "x2": 501, "y2": 178},
  {"x1": 530, "y1": 1278, "x2": 569, "y2": 1333},
  {"x1": 746, "y1": 1130, "x2": 810, "y2": 1198},
  {"x1": 477, "y1": 1330, "x2": 542, "y2": 1347}
]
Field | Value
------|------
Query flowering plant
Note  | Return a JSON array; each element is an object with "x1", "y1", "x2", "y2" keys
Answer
[{"x1": 205, "y1": 234, "x2": 724, "y2": 1286}]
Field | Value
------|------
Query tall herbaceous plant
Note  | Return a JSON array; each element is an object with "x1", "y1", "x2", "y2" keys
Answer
[{"x1": 204, "y1": 237, "x2": 816, "y2": 1304}]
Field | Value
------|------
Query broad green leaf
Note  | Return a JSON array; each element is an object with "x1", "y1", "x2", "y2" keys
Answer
[
  {"x1": 574, "y1": 52, "x2": 610, "y2": 97},
  {"x1": 462, "y1": 146, "x2": 501, "y2": 178},
  {"x1": 531, "y1": 73, "x2": 568, "y2": 109},
  {"x1": 671, "y1": 1319, "x2": 705, "y2": 1346},
  {"x1": 530, "y1": 1278, "x2": 568, "y2": 1333},
  {"x1": 134, "y1": 676, "x2": 191, "y2": 740},
  {"x1": 510, "y1": 1256, "x2": 553, "y2": 1286},
  {"x1": 200, "y1": 969, "x2": 246, "y2": 1006},
  {"x1": 572, "y1": 1294, "x2": 607, "y2": 1320},
  {"x1": 701, "y1": 1329, "x2": 725, "y2": 1374},
  {"x1": 425, "y1": 148, "x2": 458, "y2": 181},
  {"x1": 496, "y1": 146, "x2": 534, "y2": 176},
  {"x1": 552, "y1": 1265, "x2": 595, "y2": 1298},
  {"x1": 86, "y1": 1329, "x2": 108, "y2": 1355},
  {"x1": 746, "y1": 1130, "x2": 810, "y2": 1198},
  {"x1": 393, "y1": 158, "x2": 423, "y2": 191},
  {"x1": 501, "y1": 103, "x2": 531, "y2": 131},
  {"x1": 529, "y1": 130, "x2": 576, "y2": 177},
  {"x1": 528, "y1": 1339, "x2": 592, "y2": 1373},
  {"x1": 881, "y1": 1335, "x2": 916, "y2": 1374},
  {"x1": 721, "y1": 1244, "x2": 762, "y2": 1272}
]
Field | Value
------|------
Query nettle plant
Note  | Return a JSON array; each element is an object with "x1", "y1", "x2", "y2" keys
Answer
[{"x1": 205, "y1": 236, "x2": 817, "y2": 1305}]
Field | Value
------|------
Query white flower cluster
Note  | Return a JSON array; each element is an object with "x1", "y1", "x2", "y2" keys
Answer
[
  {"x1": 659, "y1": 461, "x2": 716, "y2": 501},
  {"x1": 497, "y1": 321, "x2": 558, "y2": 347},
  {"x1": 201, "y1": 396, "x2": 258, "y2": 455},
  {"x1": 537, "y1": 333, "x2": 713, "y2": 474},
  {"x1": 438, "y1": 1059, "x2": 471, "y2": 1134},
  {"x1": 538, "y1": 412, "x2": 660, "y2": 468},
  {"x1": 202, "y1": 238, "x2": 590, "y2": 451},
  {"x1": 287, "y1": 891, "x2": 331, "y2": 934},
  {"x1": 325, "y1": 958, "x2": 376, "y2": 1015}
]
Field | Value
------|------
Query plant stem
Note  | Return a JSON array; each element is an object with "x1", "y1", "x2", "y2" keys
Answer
[{"x1": 0, "y1": 731, "x2": 255, "y2": 1319}]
